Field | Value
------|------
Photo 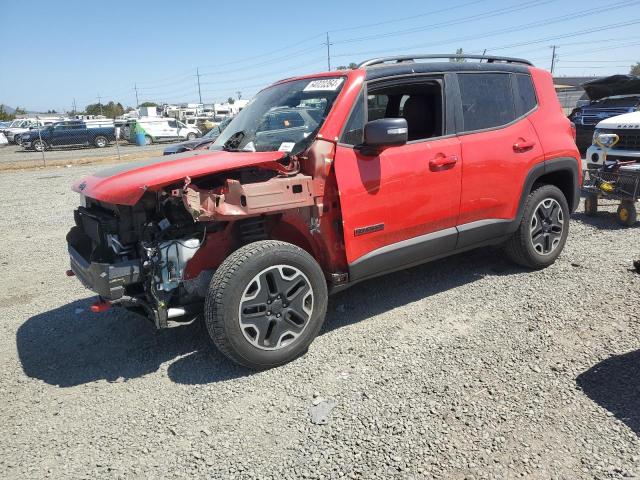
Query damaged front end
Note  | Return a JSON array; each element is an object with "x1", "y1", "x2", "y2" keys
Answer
[
  {"x1": 67, "y1": 190, "x2": 222, "y2": 328},
  {"x1": 66, "y1": 142, "x2": 344, "y2": 328}
]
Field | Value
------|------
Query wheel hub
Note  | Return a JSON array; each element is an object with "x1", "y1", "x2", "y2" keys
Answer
[
  {"x1": 238, "y1": 265, "x2": 314, "y2": 350},
  {"x1": 530, "y1": 198, "x2": 564, "y2": 255}
]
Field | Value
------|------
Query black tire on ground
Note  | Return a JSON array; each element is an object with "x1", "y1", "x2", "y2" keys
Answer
[
  {"x1": 616, "y1": 201, "x2": 637, "y2": 227},
  {"x1": 144, "y1": 135, "x2": 153, "y2": 145},
  {"x1": 32, "y1": 139, "x2": 47, "y2": 152},
  {"x1": 584, "y1": 194, "x2": 598, "y2": 216},
  {"x1": 204, "y1": 240, "x2": 328, "y2": 369},
  {"x1": 186, "y1": 132, "x2": 197, "y2": 140},
  {"x1": 505, "y1": 184, "x2": 570, "y2": 269},
  {"x1": 94, "y1": 135, "x2": 108, "y2": 148}
]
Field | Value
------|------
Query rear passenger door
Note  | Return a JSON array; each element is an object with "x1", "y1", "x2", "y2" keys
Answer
[
  {"x1": 455, "y1": 72, "x2": 543, "y2": 247},
  {"x1": 334, "y1": 75, "x2": 462, "y2": 278}
]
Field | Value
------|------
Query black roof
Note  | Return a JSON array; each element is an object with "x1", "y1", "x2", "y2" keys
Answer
[{"x1": 365, "y1": 60, "x2": 531, "y2": 81}]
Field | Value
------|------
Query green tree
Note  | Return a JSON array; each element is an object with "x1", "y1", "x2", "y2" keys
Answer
[
  {"x1": 46, "y1": 109, "x2": 57, "y2": 114},
  {"x1": 139, "y1": 101, "x2": 158, "y2": 107},
  {"x1": 227, "y1": 97, "x2": 235, "y2": 104},
  {"x1": 14, "y1": 106, "x2": 27, "y2": 115},
  {"x1": 84, "y1": 101, "x2": 125, "y2": 118},
  {"x1": 336, "y1": 63, "x2": 358, "y2": 70},
  {"x1": 631, "y1": 62, "x2": 640, "y2": 76},
  {"x1": 450, "y1": 48, "x2": 466, "y2": 62},
  {"x1": 0, "y1": 105, "x2": 15, "y2": 121}
]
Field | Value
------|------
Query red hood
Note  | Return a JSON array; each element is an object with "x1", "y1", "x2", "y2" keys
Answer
[{"x1": 72, "y1": 150, "x2": 286, "y2": 205}]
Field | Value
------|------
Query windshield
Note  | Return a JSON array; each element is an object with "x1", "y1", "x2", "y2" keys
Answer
[{"x1": 211, "y1": 77, "x2": 345, "y2": 153}]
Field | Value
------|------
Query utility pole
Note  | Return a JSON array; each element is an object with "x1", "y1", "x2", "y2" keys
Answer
[
  {"x1": 326, "y1": 32, "x2": 331, "y2": 71},
  {"x1": 196, "y1": 68, "x2": 202, "y2": 104},
  {"x1": 550, "y1": 45, "x2": 557, "y2": 74},
  {"x1": 134, "y1": 83, "x2": 140, "y2": 107},
  {"x1": 72, "y1": 98, "x2": 77, "y2": 116},
  {"x1": 236, "y1": 91, "x2": 242, "y2": 100},
  {"x1": 97, "y1": 94, "x2": 103, "y2": 115}
]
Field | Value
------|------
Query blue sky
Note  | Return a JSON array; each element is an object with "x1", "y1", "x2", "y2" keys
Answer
[{"x1": 1, "y1": 0, "x2": 639, "y2": 112}]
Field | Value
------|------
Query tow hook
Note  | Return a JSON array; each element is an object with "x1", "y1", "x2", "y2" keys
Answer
[{"x1": 90, "y1": 299, "x2": 111, "y2": 313}]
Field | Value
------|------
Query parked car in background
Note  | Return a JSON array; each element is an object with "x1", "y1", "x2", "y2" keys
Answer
[
  {"x1": 2, "y1": 117, "x2": 63, "y2": 144},
  {"x1": 125, "y1": 118, "x2": 201, "y2": 145},
  {"x1": 163, "y1": 117, "x2": 232, "y2": 155},
  {"x1": 569, "y1": 75, "x2": 640, "y2": 153},
  {"x1": 0, "y1": 132, "x2": 8, "y2": 146},
  {"x1": 67, "y1": 54, "x2": 580, "y2": 369},
  {"x1": 21, "y1": 120, "x2": 116, "y2": 151},
  {"x1": 586, "y1": 110, "x2": 640, "y2": 168}
]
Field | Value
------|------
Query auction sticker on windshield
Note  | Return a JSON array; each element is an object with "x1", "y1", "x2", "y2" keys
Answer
[
  {"x1": 278, "y1": 142, "x2": 296, "y2": 152},
  {"x1": 303, "y1": 78, "x2": 344, "y2": 91}
]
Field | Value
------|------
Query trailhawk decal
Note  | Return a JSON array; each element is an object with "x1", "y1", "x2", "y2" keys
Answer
[{"x1": 354, "y1": 223, "x2": 384, "y2": 236}]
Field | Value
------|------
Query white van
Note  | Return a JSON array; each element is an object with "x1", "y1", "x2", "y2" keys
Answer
[{"x1": 125, "y1": 117, "x2": 201, "y2": 144}]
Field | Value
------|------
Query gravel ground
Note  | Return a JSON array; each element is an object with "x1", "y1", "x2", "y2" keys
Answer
[{"x1": 1, "y1": 163, "x2": 639, "y2": 479}]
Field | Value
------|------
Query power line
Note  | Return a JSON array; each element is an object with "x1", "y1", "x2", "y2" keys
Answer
[
  {"x1": 327, "y1": 0, "x2": 486, "y2": 33},
  {"x1": 332, "y1": 0, "x2": 558, "y2": 45},
  {"x1": 332, "y1": 2, "x2": 640, "y2": 59}
]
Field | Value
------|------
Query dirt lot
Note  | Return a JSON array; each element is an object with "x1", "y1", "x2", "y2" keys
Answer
[{"x1": 0, "y1": 163, "x2": 639, "y2": 479}]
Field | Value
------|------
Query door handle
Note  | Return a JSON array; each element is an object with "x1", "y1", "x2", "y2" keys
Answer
[
  {"x1": 429, "y1": 154, "x2": 458, "y2": 169},
  {"x1": 513, "y1": 139, "x2": 536, "y2": 153}
]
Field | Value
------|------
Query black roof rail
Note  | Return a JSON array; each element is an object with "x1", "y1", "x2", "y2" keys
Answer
[{"x1": 358, "y1": 54, "x2": 534, "y2": 68}]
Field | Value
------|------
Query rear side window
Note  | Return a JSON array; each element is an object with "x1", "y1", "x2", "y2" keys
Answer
[
  {"x1": 458, "y1": 73, "x2": 516, "y2": 132},
  {"x1": 514, "y1": 74, "x2": 538, "y2": 115}
]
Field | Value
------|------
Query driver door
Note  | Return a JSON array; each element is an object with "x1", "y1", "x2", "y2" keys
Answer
[{"x1": 334, "y1": 77, "x2": 461, "y2": 281}]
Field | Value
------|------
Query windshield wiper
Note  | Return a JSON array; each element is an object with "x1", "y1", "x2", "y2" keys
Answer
[{"x1": 222, "y1": 131, "x2": 246, "y2": 152}]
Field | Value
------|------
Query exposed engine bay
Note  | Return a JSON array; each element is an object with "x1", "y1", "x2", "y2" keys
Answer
[{"x1": 66, "y1": 152, "x2": 343, "y2": 327}]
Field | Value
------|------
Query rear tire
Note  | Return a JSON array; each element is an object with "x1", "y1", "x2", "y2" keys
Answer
[
  {"x1": 204, "y1": 240, "x2": 328, "y2": 369},
  {"x1": 186, "y1": 132, "x2": 197, "y2": 140},
  {"x1": 584, "y1": 194, "x2": 598, "y2": 216},
  {"x1": 505, "y1": 184, "x2": 569, "y2": 269},
  {"x1": 144, "y1": 135, "x2": 153, "y2": 145},
  {"x1": 94, "y1": 135, "x2": 108, "y2": 148},
  {"x1": 616, "y1": 201, "x2": 637, "y2": 227}
]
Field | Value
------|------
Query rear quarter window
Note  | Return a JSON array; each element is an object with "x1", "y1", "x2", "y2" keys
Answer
[
  {"x1": 458, "y1": 73, "x2": 516, "y2": 132},
  {"x1": 514, "y1": 74, "x2": 538, "y2": 116}
]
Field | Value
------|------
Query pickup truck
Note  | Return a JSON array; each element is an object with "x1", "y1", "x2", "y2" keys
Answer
[{"x1": 21, "y1": 120, "x2": 116, "y2": 151}]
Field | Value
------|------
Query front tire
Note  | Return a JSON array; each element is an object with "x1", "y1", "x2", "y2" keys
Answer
[
  {"x1": 205, "y1": 240, "x2": 328, "y2": 369},
  {"x1": 32, "y1": 139, "x2": 47, "y2": 152},
  {"x1": 144, "y1": 135, "x2": 153, "y2": 145},
  {"x1": 505, "y1": 184, "x2": 569, "y2": 269},
  {"x1": 186, "y1": 132, "x2": 197, "y2": 140}
]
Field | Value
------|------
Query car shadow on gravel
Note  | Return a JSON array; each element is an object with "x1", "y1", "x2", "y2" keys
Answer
[
  {"x1": 322, "y1": 247, "x2": 520, "y2": 334},
  {"x1": 17, "y1": 248, "x2": 522, "y2": 387},
  {"x1": 572, "y1": 211, "x2": 640, "y2": 230},
  {"x1": 577, "y1": 350, "x2": 640, "y2": 437},
  {"x1": 17, "y1": 298, "x2": 248, "y2": 388}
]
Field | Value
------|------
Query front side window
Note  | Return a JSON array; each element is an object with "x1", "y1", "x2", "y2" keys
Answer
[
  {"x1": 458, "y1": 73, "x2": 516, "y2": 132},
  {"x1": 212, "y1": 77, "x2": 345, "y2": 154},
  {"x1": 340, "y1": 79, "x2": 444, "y2": 145}
]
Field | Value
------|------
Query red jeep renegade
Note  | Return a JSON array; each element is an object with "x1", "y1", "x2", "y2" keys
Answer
[{"x1": 67, "y1": 54, "x2": 581, "y2": 369}]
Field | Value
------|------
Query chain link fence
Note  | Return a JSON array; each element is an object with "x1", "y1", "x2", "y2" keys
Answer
[{"x1": 0, "y1": 115, "x2": 167, "y2": 170}]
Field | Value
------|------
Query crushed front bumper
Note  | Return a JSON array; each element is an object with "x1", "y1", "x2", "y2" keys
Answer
[{"x1": 68, "y1": 244, "x2": 141, "y2": 300}]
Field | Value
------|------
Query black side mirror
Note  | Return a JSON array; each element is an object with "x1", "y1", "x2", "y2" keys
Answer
[{"x1": 359, "y1": 118, "x2": 408, "y2": 155}]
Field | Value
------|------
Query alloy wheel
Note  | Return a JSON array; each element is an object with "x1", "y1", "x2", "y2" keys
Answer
[
  {"x1": 530, "y1": 198, "x2": 564, "y2": 255},
  {"x1": 238, "y1": 265, "x2": 314, "y2": 350}
]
